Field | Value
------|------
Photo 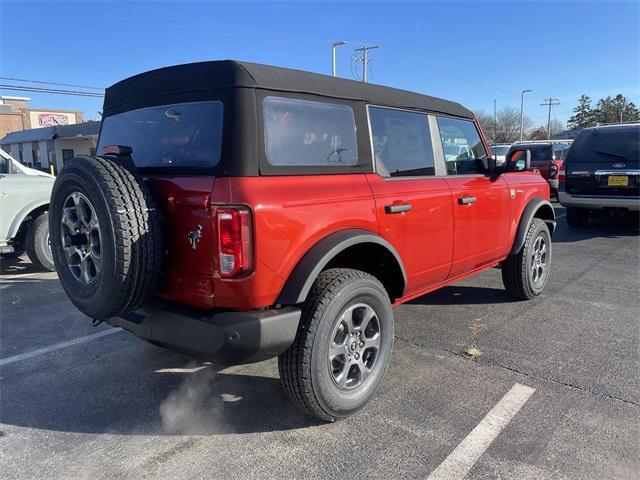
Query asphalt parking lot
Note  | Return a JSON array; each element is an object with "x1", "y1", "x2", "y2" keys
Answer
[{"x1": 1, "y1": 205, "x2": 638, "y2": 480}]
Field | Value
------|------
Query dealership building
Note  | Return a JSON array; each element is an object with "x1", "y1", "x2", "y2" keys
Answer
[
  {"x1": 0, "y1": 95, "x2": 98, "y2": 173},
  {"x1": 0, "y1": 121, "x2": 100, "y2": 174}
]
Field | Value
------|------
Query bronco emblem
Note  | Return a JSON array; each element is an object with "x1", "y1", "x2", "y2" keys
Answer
[{"x1": 187, "y1": 225, "x2": 203, "y2": 250}]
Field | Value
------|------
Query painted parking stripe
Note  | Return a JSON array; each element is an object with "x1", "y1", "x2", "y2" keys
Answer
[
  {"x1": 0, "y1": 328, "x2": 122, "y2": 367},
  {"x1": 427, "y1": 383, "x2": 536, "y2": 480}
]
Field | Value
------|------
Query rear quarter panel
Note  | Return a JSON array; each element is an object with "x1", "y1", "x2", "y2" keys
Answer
[
  {"x1": 0, "y1": 175, "x2": 54, "y2": 243},
  {"x1": 213, "y1": 175, "x2": 378, "y2": 309}
]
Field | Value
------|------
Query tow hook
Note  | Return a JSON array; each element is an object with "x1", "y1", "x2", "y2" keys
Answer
[{"x1": 91, "y1": 318, "x2": 103, "y2": 327}]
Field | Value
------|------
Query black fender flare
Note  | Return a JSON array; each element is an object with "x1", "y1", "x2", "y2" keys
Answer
[
  {"x1": 510, "y1": 198, "x2": 556, "y2": 255},
  {"x1": 276, "y1": 229, "x2": 407, "y2": 305}
]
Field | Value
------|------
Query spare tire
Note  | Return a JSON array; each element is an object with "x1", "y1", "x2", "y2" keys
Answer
[{"x1": 49, "y1": 156, "x2": 163, "y2": 320}]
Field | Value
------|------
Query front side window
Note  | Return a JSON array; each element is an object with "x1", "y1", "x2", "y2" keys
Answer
[
  {"x1": 369, "y1": 107, "x2": 435, "y2": 177},
  {"x1": 98, "y1": 101, "x2": 223, "y2": 168},
  {"x1": 437, "y1": 117, "x2": 488, "y2": 175},
  {"x1": 263, "y1": 96, "x2": 358, "y2": 167}
]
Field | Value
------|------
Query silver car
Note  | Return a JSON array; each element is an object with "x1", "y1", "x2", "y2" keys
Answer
[{"x1": 0, "y1": 149, "x2": 55, "y2": 270}]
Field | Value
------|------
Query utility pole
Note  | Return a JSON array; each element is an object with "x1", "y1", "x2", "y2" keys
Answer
[
  {"x1": 540, "y1": 97, "x2": 560, "y2": 139},
  {"x1": 619, "y1": 98, "x2": 625, "y2": 123},
  {"x1": 354, "y1": 44, "x2": 379, "y2": 83},
  {"x1": 520, "y1": 89, "x2": 532, "y2": 142},
  {"x1": 493, "y1": 99, "x2": 497, "y2": 143},
  {"x1": 331, "y1": 41, "x2": 347, "y2": 77}
]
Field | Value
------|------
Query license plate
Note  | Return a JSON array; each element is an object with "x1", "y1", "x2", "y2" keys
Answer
[{"x1": 608, "y1": 175, "x2": 629, "y2": 187}]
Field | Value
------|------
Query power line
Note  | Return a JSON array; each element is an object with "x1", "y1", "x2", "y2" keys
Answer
[
  {"x1": 0, "y1": 77, "x2": 105, "y2": 91},
  {"x1": 0, "y1": 84, "x2": 104, "y2": 98},
  {"x1": 354, "y1": 44, "x2": 379, "y2": 83},
  {"x1": 540, "y1": 97, "x2": 560, "y2": 139}
]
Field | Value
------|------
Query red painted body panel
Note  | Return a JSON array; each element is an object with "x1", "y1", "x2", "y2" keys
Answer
[
  {"x1": 144, "y1": 166, "x2": 548, "y2": 311},
  {"x1": 445, "y1": 175, "x2": 511, "y2": 276},
  {"x1": 365, "y1": 174, "x2": 454, "y2": 294}
]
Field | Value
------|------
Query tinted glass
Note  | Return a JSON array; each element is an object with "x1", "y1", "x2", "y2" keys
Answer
[
  {"x1": 97, "y1": 101, "x2": 223, "y2": 168},
  {"x1": 0, "y1": 155, "x2": 7, "y2": 174},
  {"x1": 437, "y1": 117, "x2": 488, "y2": 174},
  {"x1": 566, "y1": 127, "x2": 640, "y2": 163},
  {"x1": 491, "y1": 146, "x2": 510, "y2": 156},
  {"x1": 368, "y1": 107, "x2": 435, "y2": 176},
  {"x1": 263, "y1": 97, "x2": 358, "y2": 166},
  {"x1": 552, "y1": 143, "x2": 571, "y2": 160}
]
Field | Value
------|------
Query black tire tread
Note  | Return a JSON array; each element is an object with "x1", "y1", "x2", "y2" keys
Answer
[
  {"x1": 278, "y1": 268, "x2": 384, "y2": 422},
  {"x1": 25, "y1": 212, "x2": 54, "y2": 271},
  {"x1": 501, "y1": 218, "x2": 547, "y2": 300},
  {"x1": 52, "y1": 155, "x2": 162, "y2": 319}
]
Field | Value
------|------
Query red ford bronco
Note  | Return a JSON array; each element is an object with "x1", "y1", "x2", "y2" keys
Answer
[{"x1": 50, "y1": 61, "x2": 555, "y2": 421}]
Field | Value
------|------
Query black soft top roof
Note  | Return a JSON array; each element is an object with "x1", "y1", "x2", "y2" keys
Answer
[{"x1": 103, "y1": 60, "x2": 473, "y2": 119}]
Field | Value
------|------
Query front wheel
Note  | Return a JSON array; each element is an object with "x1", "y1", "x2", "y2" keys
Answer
[
  {"x1": 502, "y1": 218, "x2": 552, "y2": 300},
  {"x1": 278, "y1": 268, "x2": 394, "y2": 422},
  {"x1": 25, "y1": 212, "x2": 55, "y2": 271}
]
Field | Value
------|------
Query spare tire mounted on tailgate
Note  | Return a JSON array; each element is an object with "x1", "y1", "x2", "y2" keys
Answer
[{"x1": 49, "y1": 155, "x2": 163, "y2": 320}]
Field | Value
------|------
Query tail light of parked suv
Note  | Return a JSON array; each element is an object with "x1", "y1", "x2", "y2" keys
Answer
[
  {"x1": 549, "y1": 160, "x2": 563, "y2": 179},
  {"x1": 558, "y1": 164, "x2": 566, "y2": 184},
  {"x1": 215, "y1": 207, "x2": 253, "y2": 278}
]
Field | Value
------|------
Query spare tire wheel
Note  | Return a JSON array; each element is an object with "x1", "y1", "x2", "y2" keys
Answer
[{"x1": 49, "y1": 156, "x2": 163, "y2": 320}]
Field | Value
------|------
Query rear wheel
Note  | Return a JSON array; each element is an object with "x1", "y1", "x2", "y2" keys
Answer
[
  {"x1": 279, "y1": 268, "x2": 394, "y2": 422},
  {"x1": 566, "y1": 207, "x2": 590, "y2": 228},
  {"x1": 502, "y1": 218, "x2": 552, "y2": 300},
  {"x1": 25, "y1": 212, "x2": 55, "y2": 271}
]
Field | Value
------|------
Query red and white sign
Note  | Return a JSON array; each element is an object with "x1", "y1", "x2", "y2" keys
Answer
[{"x1": 38, "y1": 113, "x2": 71, "y2": 126}]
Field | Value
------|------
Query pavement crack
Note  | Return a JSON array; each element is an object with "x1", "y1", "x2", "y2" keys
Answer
[
  {"x1": 481, "y1": 359, "x2": 640, "y2": 407},
  {"x1": 393, "y1": 334, "x2": 639, "y2": 408}
]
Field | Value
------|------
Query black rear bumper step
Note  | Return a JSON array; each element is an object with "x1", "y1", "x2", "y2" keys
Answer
[{"x1": 108, "y1": 299, "x2": 301, "y2": 365}]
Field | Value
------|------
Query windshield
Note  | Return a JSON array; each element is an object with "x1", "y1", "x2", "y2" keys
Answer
[{"x1": 97, "y1": 101, "x2": 223, "y2": 168}]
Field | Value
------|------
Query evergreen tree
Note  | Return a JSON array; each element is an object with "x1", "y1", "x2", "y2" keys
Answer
[
  {"x1": 593, "y1": 94, "x2": 640, "y2": 124},
  {"x1": 567, "y1": 95, "x2": 594, "y2": 130}
]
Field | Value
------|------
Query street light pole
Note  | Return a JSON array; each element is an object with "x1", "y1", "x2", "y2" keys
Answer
[
  {"x1": 331, "y1": 40, "x2": 347, "y2": 77},
  {"x1": 520, "y1": 89, "x2": 532, "y2": 141}
]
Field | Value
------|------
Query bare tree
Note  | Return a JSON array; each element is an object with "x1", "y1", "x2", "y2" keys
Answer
[
  {"x1": 473, "y1": 110, "x2": 496, "y2": 143},
  {"x1": 495, "y1": 107, "x2": 532, "y2": 143}
]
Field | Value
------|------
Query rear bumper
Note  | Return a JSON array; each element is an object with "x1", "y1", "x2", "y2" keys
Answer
[
  {"x1": 558, "y1": 191, "x2": 640, "y2": 211},
  {"x1": 107, "y1": 299, "x2": 301, "y2": 365}
]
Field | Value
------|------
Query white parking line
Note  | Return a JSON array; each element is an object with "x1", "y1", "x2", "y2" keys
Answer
[
  {"x1": 427, "y1": 383, "x2": 536, "y2": 480},
  {"x1": 0, "y1": 328, "x2": 122, "y2": 367}
]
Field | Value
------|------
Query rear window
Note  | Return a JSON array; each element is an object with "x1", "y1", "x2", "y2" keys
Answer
[
  {"x1": 566, "y1": 127, "x2": 640, "y2": 162},
  {"x1": 491, "y1": 146, "x2": 510, "y2": 156},
  {"x1": 97, "y1": 101, "x2": 223, "y2": 168},
  {"x1": 263, "y1": 96, "x2": 358, "y2": 167}
]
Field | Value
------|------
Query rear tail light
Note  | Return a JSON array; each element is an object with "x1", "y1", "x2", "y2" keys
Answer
[
  {"x1": 558, "y1": 164, "x2": 566, "y2": 183},
  {"x1": 549, "y1": 163, "x2": 558, "y2": 178},
  {"x1": 215, "y1": 206, "x2": 253, "y2": 278}
]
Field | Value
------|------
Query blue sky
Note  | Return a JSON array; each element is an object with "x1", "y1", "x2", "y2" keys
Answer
[{"x1": 2, "y1": 0, "x2": 638, "y2": 127}]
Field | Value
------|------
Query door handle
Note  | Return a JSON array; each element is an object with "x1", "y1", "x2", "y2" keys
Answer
[
  {"x1": 458, "y1": 196, "x2": 477, "y2": 205},
  {"x1": 384, "y1": 203, "x2": 412, "y2": 214}
]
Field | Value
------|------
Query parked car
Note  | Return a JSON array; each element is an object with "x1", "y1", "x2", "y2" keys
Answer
[
  {"x1": 508, "y1": 141, "x2": 571, "y2": 196},
  {"x1": 49, "y1": 61, "x2": 555, "y2": 421},
  {"x1": 0, "y1": 149, "x2": 55, "y2": 270},
  {"x1": 559, "y1": 123, "x2": 639, "y2": 227},
  {"x1": 489, "y1": 143, "x2": 512, "y2": 166}
]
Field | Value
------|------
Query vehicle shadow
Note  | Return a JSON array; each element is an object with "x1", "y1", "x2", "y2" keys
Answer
[
  {"x1": 552, "y1": 214, "x2": 639, "y2": 243},
  {"x1": 0, "y1": 346, "x2": 320, "y2": 436},
  {"x1": 407, "y1": 285, "x2": 513, "y2": 306},
  {"x1": 0, "y1": 254, "x2": 49, "y2": 275}
]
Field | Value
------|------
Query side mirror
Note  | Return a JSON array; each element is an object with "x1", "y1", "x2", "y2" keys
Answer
[{"x1": 506, "y1": 148, "x2": 531, "y2": 172}]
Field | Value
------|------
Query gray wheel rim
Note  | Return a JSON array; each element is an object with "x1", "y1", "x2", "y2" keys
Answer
[
  {"x1": 60, "y1": 192, "x2": 102, "y2": 286},
  {"x1": 328, "y1": 303, "x2": 381, "y2": 390},
  {"x1": 529, "y1": 234, "x2": 548, "y2": 288}
]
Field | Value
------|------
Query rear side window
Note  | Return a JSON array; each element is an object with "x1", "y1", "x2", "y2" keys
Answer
[
  {"x1": 368, "y1": 107, "x2": 435, "y2": 176},
  {"x1": 437, "y1": 117, "x2": 488, "y2": 174},
  {"x1": 567, "y1": 128, "x2": 640, "y2": 162},
  {"x1": 263, "y1": 96, "x2": 358, "y2": 166},
  {"x1": 97, "y1": 101, "x2": 223, "y2": 168}
]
